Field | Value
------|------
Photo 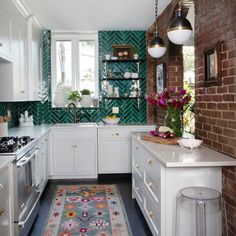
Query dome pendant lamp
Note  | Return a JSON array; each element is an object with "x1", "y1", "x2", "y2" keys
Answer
[
  {"x1": 148, "y1": 0, "x2": 166, "y2": 58},
  {"x1": 167, "y1": 1, "x2": 193, "y2": 45}
]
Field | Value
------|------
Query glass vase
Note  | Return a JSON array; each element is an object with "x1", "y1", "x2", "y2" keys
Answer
[{"x1": 164, "y1": 109, "x2": 183, "y2": 137}]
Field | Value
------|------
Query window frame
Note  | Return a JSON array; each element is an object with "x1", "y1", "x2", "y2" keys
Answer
[{"x1": 51, "y1": 32, "x2": 99, "y2": 107}]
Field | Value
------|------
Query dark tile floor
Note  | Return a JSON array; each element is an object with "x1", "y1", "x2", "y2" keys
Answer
[{"x1": 29, "y1": 174, "x2": 152, "y2": 236}]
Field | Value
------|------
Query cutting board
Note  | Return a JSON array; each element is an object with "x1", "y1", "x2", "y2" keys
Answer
[{"x1": 141, "y1": 134, "x2": 178, "y2": 145}]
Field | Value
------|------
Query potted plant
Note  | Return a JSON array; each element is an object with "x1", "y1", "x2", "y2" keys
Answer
[
  {"x1": 80, "y1": 89, "x2": 93, "y2": 107},
  {"x1": 68, "y1": 90, "x2": 81, "y2": 106}
]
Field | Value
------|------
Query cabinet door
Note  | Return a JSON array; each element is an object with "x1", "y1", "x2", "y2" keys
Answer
[
  {"x1": 12, "y1": 19, "x2": 27, "y2": 100},
  {"x1": 99, "y1": 139, "x2": 131, "y2": 173},
  {"x1": 0, "y1": 198, "x2": 11, "y2": 236},
  {"x1": 74, "y1": 141, "x2": 97, "y2": 175},
  {"x1": 0, "y1": 10, "x2": 11, "y2": 59},
  {"x1": 52, "y1": 140, "x2": 74, "y2": 175}
]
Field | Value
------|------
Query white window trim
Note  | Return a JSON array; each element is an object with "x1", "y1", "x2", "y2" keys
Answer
[{"x1": 51, "y1": 32, "x2": 99, "y2": 107}]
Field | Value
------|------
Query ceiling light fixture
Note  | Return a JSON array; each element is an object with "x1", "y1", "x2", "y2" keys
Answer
[
  {"x1": 148, "y1": 0, "x2": 166, "y2": 58},
  {"x1": 167, "y1": 1, "x2": 193, "y2": 45}
]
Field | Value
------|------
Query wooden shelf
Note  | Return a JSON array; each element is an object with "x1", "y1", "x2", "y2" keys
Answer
[
  {"x1": 102, "y1": 59, "x2": 142, "y2": 63},
  {"x1": 102, "y1": 77, "x2": 142, "y2": 81},
  {"x1": 103, "y1": 96, "x2": 144, "y2": 99}
]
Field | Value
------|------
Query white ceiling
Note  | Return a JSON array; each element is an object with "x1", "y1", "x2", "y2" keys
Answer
[{"x1": 22, "y1": 0, "x2": 172, "y2": 31}]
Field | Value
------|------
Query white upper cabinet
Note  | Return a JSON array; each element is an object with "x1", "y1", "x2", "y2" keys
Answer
[
  {"x1": 0, "y1": 10, "x2": 12, "y2": 60},
  {"x1": 27, "y1": 16, "x2": 42, "y2": 101},
  {"x1": 0, "y1": 0, "x2": 42, "y2": 102}
]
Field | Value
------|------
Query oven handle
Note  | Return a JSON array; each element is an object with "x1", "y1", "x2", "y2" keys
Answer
[
  {"x1": 18, "y1": 191, "x2": 41, "y2": 227},
  {"x1": 17, "y1": 147, "x2": 39, "y2": 168}
]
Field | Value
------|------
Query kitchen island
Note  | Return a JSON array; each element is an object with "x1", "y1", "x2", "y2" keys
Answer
[{"x1": 131, "y1": 132, "x2": 236, "y2": 236}]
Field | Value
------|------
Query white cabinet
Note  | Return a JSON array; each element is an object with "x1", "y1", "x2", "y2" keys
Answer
[
  {"x1": 0, "y1": 0, "x2": 42, "y2": 102},
  {"x1": 27, "y1": 16, "x2": 42, "y2": 101},
  {"x1": 38, "y1": 132, "x2": 50, "y2": 193},
  {"x1": 98, "y1": 126, "x2": 155, "y2": 174},
  {"x1": 50, "y1": 127, "x2": 97, "y2": 179},
  {"x1": 0, "y1": 159, "x2": 14, "y2": 236},
  {"x1": 132, "y1": 135, "x2": 222, "y2": 236},
  {"x1": 0, "y1": 10, "x2": 12, "y2": 60}
]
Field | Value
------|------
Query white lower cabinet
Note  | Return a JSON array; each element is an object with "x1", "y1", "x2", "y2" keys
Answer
[
  {"x1": 132, "y1": 135, "x2": 222, "y2": 236},
  {"x1": 0, "y1": 160, "x2": 13, "y2": 236},
  {"x1": 37, "y1": 132, "x2": 50, "y2": 192},
  {"x1": 98, "y1": 126, "x2": 155, "y2": 174},
  {"x1": 50, "y1": 127, "x2": 97, "y2": 178}
]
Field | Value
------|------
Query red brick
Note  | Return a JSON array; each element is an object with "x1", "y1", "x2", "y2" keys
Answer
[
  {"x1": 223, "y1": 128, "x2": 235, "y2": 137},
  {"x1": 223, "y1": 111, "x2": 236, "y2": 120}
]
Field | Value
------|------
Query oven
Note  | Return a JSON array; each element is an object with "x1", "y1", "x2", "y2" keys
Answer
[{"x1": 12, "y1": 140, "x2": 41, "y2": 236}]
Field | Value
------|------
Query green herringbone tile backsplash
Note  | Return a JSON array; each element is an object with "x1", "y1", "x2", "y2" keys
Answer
[{"x1": 0, "y1": 31, "x2": 147, "y2": 126}]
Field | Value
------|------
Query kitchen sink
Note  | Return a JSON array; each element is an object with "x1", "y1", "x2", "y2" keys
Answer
[{"x1": 55, "y1": 123, "x2": 97, "y2": 127}]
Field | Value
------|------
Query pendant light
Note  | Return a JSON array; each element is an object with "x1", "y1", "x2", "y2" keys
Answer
[
  {"x1": 167, "y1": 1, "x2": 193, "y2": 45},
  {"x1": 148, "y1": 0, "x2": 166, "y2": 58}
]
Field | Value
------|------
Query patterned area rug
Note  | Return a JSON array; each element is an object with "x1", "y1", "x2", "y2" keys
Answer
[{"x1": 43, "y1": 185, "x2": 133, "y2": 236}]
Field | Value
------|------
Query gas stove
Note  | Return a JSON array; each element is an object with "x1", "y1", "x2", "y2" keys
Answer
[{"x1": 0, "y1": 136, "x2": 35, "y2": 154}]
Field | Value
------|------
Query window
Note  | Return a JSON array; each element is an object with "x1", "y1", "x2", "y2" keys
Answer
[{"x1": 51, "y1": 33, "x2": 98, "y2": 107}]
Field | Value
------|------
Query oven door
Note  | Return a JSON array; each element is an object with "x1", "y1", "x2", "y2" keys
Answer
[{"x1": 16, "y1": 147, "x2": 39, "y2": 218}]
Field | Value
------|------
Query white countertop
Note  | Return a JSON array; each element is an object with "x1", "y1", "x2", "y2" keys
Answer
[
  {"x1": 132, "y1": 132, "x2": 236, "y2": 168},
  {"x1": 0, "y1": 156, "x2": 14, "y2": 170},
  {"x1": 8, "y1": 125, "x2": 52, "y2": 139}
]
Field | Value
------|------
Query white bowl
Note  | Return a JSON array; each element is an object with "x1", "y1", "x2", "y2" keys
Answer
[
  {"x1": 102, "y1": 118, "x2": 120, "y2": 125},
  {"x1": 177, "y1": 138, "x2": 202, "y2": 150}
]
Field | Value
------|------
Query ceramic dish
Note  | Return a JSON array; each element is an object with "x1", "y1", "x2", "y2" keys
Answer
[
  {"x1": 177, "y1": 138, "x2": 202, "y2": 150},
  {"x1": 102, "y1": 118, "x2": 120, "y2": 125}
]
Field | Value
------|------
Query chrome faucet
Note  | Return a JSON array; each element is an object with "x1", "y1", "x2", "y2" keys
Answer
[{"x1": 67, "y1": 103, "x2": 78, "y2": 123}]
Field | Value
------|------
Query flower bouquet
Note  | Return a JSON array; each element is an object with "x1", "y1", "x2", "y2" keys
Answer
[{"x1": 146, "y1": 88, "x2": 191, "y2": 137}]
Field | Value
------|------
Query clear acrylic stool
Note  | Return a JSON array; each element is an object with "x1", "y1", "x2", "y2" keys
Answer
[{"x1": 175, "y1": 187, "x2": 228, "y2": 236}]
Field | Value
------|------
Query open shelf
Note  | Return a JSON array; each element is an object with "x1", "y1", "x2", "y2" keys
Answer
[
  {"x1": 102, "y1": 59, "x2": 142, "y2": 63},
  {"x1": 102, "y1": 77, "x2": 142, "y2": 81},
  {"x1": 103, "y1": 96, "x2": 144, "y2": 99}
]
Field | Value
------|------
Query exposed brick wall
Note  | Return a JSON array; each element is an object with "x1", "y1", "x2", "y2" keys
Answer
[
  {"x1": 147, "y1": 0, "x2": 236, "y2": 234},
  {"x1": 146, "y1": 0, "x2": 184, "y2": 125},
  {"x1": 194, "y1": 0, "x2": 236, "y2": 234}
]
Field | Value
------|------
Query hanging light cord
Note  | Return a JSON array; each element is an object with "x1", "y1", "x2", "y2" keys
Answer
[{"x1": 154, "y1": 0, "x2": 158, "y2": 33}]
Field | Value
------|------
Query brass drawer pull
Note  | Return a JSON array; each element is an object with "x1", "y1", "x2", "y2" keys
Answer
[
  {"x1": 148, "y1": 211, "x2": 154, "y2": 218},
  {"x1": 147, "y1": 159, "x2": 152, "y2": 164},
  {"x1": 112, "y1": 133, "x2": 119, "y2": 136},
  {"x1": 0, "y1": 208, "x2": 4, "y2": 216},
  {"x1": 148, "y1": 182, "x2": 153, "y2": 189}
]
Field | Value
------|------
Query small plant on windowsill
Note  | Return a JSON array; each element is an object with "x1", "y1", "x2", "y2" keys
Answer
[
  {"x1": 68, "y1": 90, "x2": 81, "y2": 106},
  {"x1": 80, "y1": 89, "x2": 93, "y2": 107}
]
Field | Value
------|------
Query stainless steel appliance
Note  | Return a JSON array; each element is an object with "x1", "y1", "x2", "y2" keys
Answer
[{"x1": 0, "y1": 136, "x2": 40, "y2": 236}]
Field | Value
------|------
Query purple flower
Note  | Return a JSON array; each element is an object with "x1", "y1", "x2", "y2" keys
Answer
[{"x1": 180, "y1": 89, "x2": 186, "y2": 95}]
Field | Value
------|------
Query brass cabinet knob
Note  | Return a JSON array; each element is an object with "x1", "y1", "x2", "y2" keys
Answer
[
  {"x1": 135, "y1": 146, "x2": 139, "y2": 150},
  {"x1": 148, "y1": 182, "x2": 153, "y2": 189},
  {"x1": 147, "y1": 159, "x2": 152, "y2": 164},
  {"x1": 135, "y1": 165, "x2": 139, "y2": 169},
  {"x1": 148, "y1": 211, "x2": 154, "y2": 218},
  {"x1": 112, "y1": 133, "x2": 119, "y2": 136},
  {"x1": 0, "y1": 208, "x2": 4, "y2": 216}
]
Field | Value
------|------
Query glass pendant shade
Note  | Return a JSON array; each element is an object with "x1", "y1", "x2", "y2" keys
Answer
[
  {"x1": 148, "y1": 32, "x2": 166, "y2": 58},
  {"x1": 167, "y1": 8, "x2": 193, "y2": 45}
]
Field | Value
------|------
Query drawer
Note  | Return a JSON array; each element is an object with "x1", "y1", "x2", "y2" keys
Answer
[
  {"x1": 132, "y1": 176, "x2": 143, "y2": 205},
  {"x1": 0, "y1": 166, "x2": 9, "y2": 198},
  {"x1": 0, "y1": 197, "x2": 11, "y2": 236},
  {"x1": 144, "y1": 171, "x2": 160, "y2": 205},
  {"x1": 99, "y1": 128, "x2": 131, "y2": 139},
  {"x1": 143, "y1": 149, "x2": 162, "y2": 180},
  {"x1": 52, "y1": 128, "x2": 97, "y2": 140},
  {"x1": 144, "y1": 192, "x2": 160, "y2": 236},
  {"x1": 132, "y1": 155, "x2": 144, "y2": 179}
]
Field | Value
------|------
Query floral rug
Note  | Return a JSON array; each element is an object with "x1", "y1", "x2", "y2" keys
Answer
[{"x1": 43, "y1": 185, "x2": 133, "y2": 236}]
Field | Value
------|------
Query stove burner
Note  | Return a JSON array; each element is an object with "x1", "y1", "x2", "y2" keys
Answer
[{"x1": 0, "y1": 136, "x2": 33, "y2": 153}]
